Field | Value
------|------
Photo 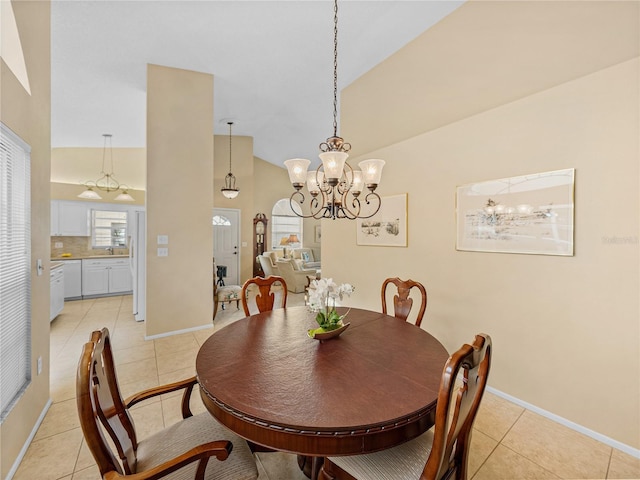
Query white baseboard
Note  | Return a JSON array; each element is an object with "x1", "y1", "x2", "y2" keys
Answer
[
  {"x1": 144, "y1": 322, "x2": 212, "y2": 340},
  {"x1": 5, "y1": 398, "x2": 52, "y2": 480},
  {"x1": 487, "y1": 386, "x2": 640, "y2": 459}
]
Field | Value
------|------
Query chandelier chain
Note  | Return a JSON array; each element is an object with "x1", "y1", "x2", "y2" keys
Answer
[
  {"x1": 283, "y1": 0, "x2": 384, "y2": 219},
  {"x1": 332, "y1": 0, "x2": 338, "y2": 138},
  {"x1": 228, "y1": 121, "x2": 233, "y2": 173},
  {"x1": 101, "y1": 134, "x2": 113, "y2": 176}
]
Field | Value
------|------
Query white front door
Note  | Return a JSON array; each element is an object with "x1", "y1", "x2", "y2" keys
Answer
[{"x1": 213, "y1": 208, "x2": 240, "y2": 286}]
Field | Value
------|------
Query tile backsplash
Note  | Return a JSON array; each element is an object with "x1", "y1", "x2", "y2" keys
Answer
[{"x1": 50, "y1": 236, "x2": 129, "y2": 258}]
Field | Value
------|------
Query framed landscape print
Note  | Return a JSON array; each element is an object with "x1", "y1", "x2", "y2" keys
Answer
[
  {"x1": 456, "y1": 168, "x2": 575, "y2": 256},
  {"x1": 356, "y1": 193, "x2": 408, "y2": 247}
]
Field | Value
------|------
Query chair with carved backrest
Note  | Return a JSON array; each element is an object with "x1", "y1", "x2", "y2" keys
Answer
[
  {"x1": 320, "y1": 333, "x2": 492, "y2": 480},
  {"x1": 76, "y1": 327, "x2": 258, "y2": 480},
  {"x1": 241, "y1": 275, "x2": 288, "y2": 316},
  {"x1": 381, "y1": 277, "x2": 428, "y2": 327}
]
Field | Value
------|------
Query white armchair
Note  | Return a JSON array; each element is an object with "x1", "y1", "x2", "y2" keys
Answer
[
  {"x1": 276, "y1": 258, "x2": 317, "y2": 293},
  {"x1": 257, "y1": 253, "x2": 280, "y2": 277}
]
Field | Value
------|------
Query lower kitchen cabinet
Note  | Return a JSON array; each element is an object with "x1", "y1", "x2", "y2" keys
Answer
[
  {"x1": 50, "y1": 266, "x2": 64, "y2": 321},
  {"x1": 82, "y1": 258, "x2": 132, "y2": 297}
]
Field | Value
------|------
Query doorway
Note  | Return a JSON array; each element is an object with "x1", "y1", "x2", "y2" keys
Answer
[{"x1": 213, "y1": 208, "x2": 240, "y2": 286}]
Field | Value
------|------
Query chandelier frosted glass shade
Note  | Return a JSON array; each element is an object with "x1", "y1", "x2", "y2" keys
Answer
[
  {"x1": 358, "y1": 159, "x2": 385, "y2": 187},
  {"x1": 78, "y1": 186, "x2": 102, "y2": 200},
  {"x1": 284, "y1": 158, "x2": 311, "y2": 187},
  {"x1": 114, "y1": 190, "x2": 135, "y2": 201},
  {"x1": 319, "y1": 151, "x2": 348, "y2": 182}
]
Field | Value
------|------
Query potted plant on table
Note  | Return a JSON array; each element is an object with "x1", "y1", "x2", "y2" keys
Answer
[{"x1": 307, "y1": 278, "x2": 354, "y2": 340}]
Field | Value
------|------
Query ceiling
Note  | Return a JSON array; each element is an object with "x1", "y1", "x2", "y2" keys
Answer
[{"x1": 51, "y1": 1, "x2": 464, "y2": 168}]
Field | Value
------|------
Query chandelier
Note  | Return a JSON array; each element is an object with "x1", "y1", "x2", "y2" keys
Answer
[
  {"x1": 284, "y1": 0, "x2": 384, "y2": 220},
  {"x1": 221, "y1": 121, "x2": 239, "y2": 199},
  {"x1": 78, "y1": 134, "x2": 134, "y2": 201}
]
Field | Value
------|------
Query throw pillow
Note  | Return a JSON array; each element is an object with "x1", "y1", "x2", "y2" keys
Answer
[{"x1": 301, "y1": 251, "x2": 310, "y2": 262}]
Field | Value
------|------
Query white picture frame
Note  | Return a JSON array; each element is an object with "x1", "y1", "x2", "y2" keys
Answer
[
  {"x1": 356, "y1": 194, "x2": 408, "y2": 247},
  {"x1": 456, "y1": 168, "x2": 575, "y2": 256}
]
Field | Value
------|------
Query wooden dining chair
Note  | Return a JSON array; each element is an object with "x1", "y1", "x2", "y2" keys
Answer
[
  {"x1": 381, "y1": 277, "x2": 428, "y2": 327},
  {"x1": 320, "y1": 333, "x2": 492, "y2": 480},
  {"x1": 241, "y1": 275, "x2": 288, "y2": 316},
  {"x1": 76, "y1": 328, "x2": 258, "y2": 480}
]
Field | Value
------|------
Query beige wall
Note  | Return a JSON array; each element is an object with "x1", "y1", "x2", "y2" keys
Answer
[
  {"x1": 328, "y1": 52, "x2": 639, "y2": 449},
  {"x1": 0, "y1": 1, "x2": 51, "y2": 477},
  {"x1": 146, "y1": 64, "x2": 214, "y2": 337},
  {"x1": 51, "y1": 146, "x2": 146, "y2": 190}
]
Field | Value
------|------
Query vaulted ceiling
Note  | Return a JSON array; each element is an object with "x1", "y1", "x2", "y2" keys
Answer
[{"x1": 51, "y1": 1, "x2": 463, "y2": 167}]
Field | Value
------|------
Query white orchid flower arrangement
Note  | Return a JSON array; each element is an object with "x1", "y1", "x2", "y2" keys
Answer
[{"x1": 308, "y1": 278, "x2": 354, "y2": 331}]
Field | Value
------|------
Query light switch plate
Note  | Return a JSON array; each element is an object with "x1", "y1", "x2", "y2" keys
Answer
[
  {"x1": 157, "y1": 248, "x2": 168, "y2": 257},
  {"x1": 157, "y1": 235, "x2": 169, "y2": 245}
]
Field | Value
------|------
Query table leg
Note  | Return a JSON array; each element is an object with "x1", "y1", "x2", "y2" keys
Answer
[{"x1": 297, "y1": 455, "x2": 323, "y2": 480}]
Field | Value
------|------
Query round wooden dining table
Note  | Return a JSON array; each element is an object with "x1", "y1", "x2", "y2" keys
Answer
[{"x1": 196, "y1": 306, "x2": 449, "y2": 479}]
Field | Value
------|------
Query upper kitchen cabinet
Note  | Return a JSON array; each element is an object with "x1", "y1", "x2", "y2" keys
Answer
[{"x1": 51, "y1": 200, "x2": 90, "y2": 236}]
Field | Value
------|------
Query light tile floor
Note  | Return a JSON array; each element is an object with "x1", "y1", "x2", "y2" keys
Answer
[{"x1": 13, "y1": 294, "x2": 640, "y2": 480}]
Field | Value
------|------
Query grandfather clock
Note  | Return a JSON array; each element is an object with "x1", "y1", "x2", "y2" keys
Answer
[{"x1": 253, "y1": 213, "x2": 268, "y2": 277}]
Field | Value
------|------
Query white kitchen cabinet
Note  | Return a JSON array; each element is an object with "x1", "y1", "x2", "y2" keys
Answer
[
  {"x1": 50, "y1": 266, "x2": 65, "y2": 321},
  {"x1": 60, "y1": 260, "x2": 82, "y2": 299},
  {"x1": 109, "y1": 263, "x2": 133, "y2": 293},
  {"x1": 82, "y1": 258, "x2": 132, "y2": 297},
  {"x1": 51, "y1": 200, "x2": 90, "y2": 236}
]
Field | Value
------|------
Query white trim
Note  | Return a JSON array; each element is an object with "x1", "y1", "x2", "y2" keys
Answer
[
  {"x1": 144, "y1": 323, "x2": 212, "y2": 341},
  {"x1": 5, "y1": 398, "x2": 52, "y2": 480},
  {"x1": 487, "y1": 386, "x2": 640, "y2": 459}
]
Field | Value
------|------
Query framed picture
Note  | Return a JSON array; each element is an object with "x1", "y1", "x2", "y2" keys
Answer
[
  {"x1": 456, "y1": 168, "x2": 575, "y2": 256},
  {"x1": 314, "y1": 225, "x2": 322, "y2": 243},
  {"x1": 356, "y1": 193, "x2": 408, "y2": 247}
]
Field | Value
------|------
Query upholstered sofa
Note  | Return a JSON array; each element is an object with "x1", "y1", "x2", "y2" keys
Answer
[
  {"x1": 292, "y1": 248, "x2": 321, "y2": 269},
  {"x1": 275, "y1": 258, "x2": 318, "y2": 293},
  {"x1": 258, "y1": 250, "x2": 318, "y2": 293}
]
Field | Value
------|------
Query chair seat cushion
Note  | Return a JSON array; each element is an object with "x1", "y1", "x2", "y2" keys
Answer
[
  {"x1": 328, "y1": 429, "x2": 434, "y2": 480},
  {"x1": 136, "y1": 412, "x2": 258, "y2": 480},
  {"x1": 216, "y1": 285, "x2": 242, "y2": 302}
]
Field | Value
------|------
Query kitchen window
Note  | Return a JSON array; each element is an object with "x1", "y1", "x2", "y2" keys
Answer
[
  {"x1": 0, "y1": 123, "x2": 31, "y2": 422},
  {"x1": 91, "y1": 210, "x2": 128, "y2": 248}
]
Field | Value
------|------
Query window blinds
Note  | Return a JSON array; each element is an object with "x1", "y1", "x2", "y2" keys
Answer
[{"x1": 0, "y1": 123, "x2": 32, "y2": 423}]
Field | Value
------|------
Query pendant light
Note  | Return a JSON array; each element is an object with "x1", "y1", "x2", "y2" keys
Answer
[
  {"x1": 283, "y1": 0, "x2": 384, "y2": 220},
  {"x1": 221, "y1": 121, "x2": 239, "y2": 199},
  {"x1": 78, "y1": 134, "x2": 135, "y2": 201}
]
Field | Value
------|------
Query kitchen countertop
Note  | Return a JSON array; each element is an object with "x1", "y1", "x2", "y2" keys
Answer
[{"x1": 51, "y1": 255, "x2": 129, "y2": 260}]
